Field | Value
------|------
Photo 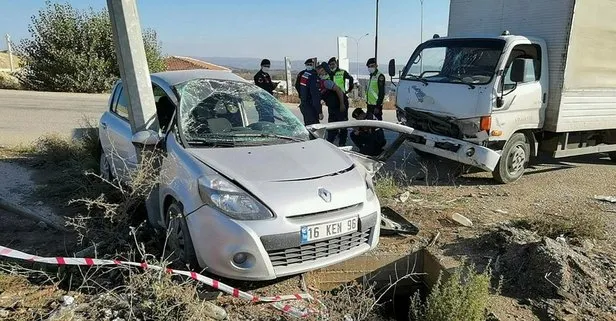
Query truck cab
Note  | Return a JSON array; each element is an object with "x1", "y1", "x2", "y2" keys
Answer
[{"x1": 391, "y1": 33, "x2": 548, "y2": 183}]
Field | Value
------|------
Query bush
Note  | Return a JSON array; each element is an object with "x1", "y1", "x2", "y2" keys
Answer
[
  {"x1": 410, "y1": 265, "x2": 492, "y2": 321},
  {"x1": 0, "y1": 71, "x2": 21, "y2": 90},
  {"x1": 16, "y1": 1, "x2": 165, "y2": 93}
]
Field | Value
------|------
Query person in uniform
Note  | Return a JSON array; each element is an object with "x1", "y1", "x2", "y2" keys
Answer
[
  {"x1": 298, "y1": 59, "x2": 323, "y2": 125},
  {"x1": 327, "y1": 57, "x2": 354, "y2": 96},
  {"x1": 254, "y1": 59, "x2": 277, "y2": 95},
  {"x1": 350, "y1": 108, "x2": 386, "y2": 156},
  {"x1": 295, "y1": 59, "x2": 314, "y2": 99},
  {"x1": 365, "y1": 58, "x2": 386, "y2": 120},
  {"x1": 315, "y1": 62, "x2": 347, "y2": 146}
]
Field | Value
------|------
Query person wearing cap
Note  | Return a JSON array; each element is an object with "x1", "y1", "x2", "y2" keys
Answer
[
  {"x1": 295, "y1": 59, "x2": 314, "y2": 99},
  {"x1": 254, "y1": 59, "x2": 277, "y2": 95},
  {"x1": 365, "y1": 58, "x2": 386, "y2": 120},
  {"x1": 297, "y1": 59, "x2": 323, "y2": 125},
  {"x1": 327, "y1": 57, "x2": 354, "y2": 95},
  {"x1": 315, "y1": 62, "x2": 347, "y2": 145},
  {"x1": 350, "y1": 108, "x2": 386, "y2": 156}
]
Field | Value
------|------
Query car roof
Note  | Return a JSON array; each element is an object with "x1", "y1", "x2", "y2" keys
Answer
[{"x1": 150, "y1": 69, "x2": 247, "y2": 86}]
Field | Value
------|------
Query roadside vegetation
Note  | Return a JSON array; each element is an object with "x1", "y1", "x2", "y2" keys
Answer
[{"x1": 14, "y1": 1, "x2": 165, "y2": 93}]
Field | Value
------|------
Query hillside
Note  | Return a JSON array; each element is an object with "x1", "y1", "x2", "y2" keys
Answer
[{"x1": 0, "y1": 51, "x2": 20, "y2": 70}]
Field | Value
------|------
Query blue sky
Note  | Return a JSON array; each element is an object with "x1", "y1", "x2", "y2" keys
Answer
[{"x1": 1, "y1": 0, "x2": 450, "y2": 64}]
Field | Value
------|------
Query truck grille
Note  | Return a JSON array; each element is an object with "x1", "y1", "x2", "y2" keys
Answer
[{"x1": 267, "y1": 229, "x2": 372, "y2": 267}]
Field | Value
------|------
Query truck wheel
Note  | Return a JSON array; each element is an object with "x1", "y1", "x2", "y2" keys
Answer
[
  {"x1": 493, "y1": 133, "x2": 529, "y2": 184},
  {"x1": 609, "y1": 152, "x2": 616, "y2": 162},
  {"x1": 166, "y1": 201, "x2": 199, "y2": 269}
]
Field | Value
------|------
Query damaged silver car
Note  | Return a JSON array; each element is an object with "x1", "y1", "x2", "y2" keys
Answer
[{"x1": 98, "y1": 70, "x2": 414, "y2": 280}]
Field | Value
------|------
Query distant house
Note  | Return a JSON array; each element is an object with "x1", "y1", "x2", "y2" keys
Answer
[{"x1": 164, "y1": 56, "x2": 230, "y2": 72}]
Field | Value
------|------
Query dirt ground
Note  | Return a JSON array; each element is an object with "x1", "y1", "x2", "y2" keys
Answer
[{"x1": 1, "y1": 145, "x2": 616, "y2": 320}]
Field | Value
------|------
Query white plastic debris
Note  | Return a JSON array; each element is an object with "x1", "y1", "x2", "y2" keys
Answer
[
  {"x1": 399, "y1": 191, "x2": 411, "y2": 203},
  {"x1": 493, "y1": 209, "x2": 508, "y2": 215},
  {"x1": 593, "y1": 195, "x2": 616, "y2": 203},
  {"x1": 451, "y1": 213, "x2": 473, "y2": 227},
  {"x1": 61, "y1": 295, "x2": 75, "y2": 306},
  {"x1": 556, "y1": 235, "x2": 567, "y2": 245}
]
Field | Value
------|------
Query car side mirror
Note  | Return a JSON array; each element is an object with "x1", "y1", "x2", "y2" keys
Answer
[
  {"x1": 132, "y1": 129, "x2": 160, "y2": 146},
  {"x1": 510, "y1": 59, "x2": 525, "y2": 83},
  {"x1": 388, "y1": 59, "x2": 396, "y2": 77}
]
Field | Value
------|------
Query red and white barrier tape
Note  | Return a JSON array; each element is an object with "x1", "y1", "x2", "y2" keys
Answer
[{"x1": 0, "y1": 245, "x2": 323, "y2": 318}]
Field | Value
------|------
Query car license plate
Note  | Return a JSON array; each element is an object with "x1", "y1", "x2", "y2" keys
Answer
[{"x1": 300, "y1": 217, "x2": 358, "y2": 244}]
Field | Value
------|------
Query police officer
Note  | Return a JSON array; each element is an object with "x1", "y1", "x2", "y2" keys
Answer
[
  {"x1": 327, "y1": 57, "x2": 354, "y2": 96},
  {"x1": 315, "y1": 62, "x2": 347, "y2": 145},
  {"x1": 350, "y1": 108, "x2": 386, "y2": 156},
  {"x1": 365, "y1": 58, "x2": 386, "y2": 120},
  {"x1": 254, "y1": 59, "x2": 277, "y2": 95},
  {"x1": 298, "y1": 59, "x2": 323, "y2": 125},
  {"x1": 295, "y1": 59, "x2": 314, "y2": 99}
]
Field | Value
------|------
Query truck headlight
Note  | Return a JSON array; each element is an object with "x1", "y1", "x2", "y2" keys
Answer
[{"x1": 198, "y1": 175, "x2": 273, "y2": 220}]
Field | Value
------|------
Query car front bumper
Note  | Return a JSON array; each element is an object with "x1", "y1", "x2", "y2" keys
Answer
[{"x1": 185, "y1": 198, "x2": 381, "y2": 281}]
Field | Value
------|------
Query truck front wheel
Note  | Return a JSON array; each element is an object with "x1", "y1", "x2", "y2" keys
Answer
[{"x1": 493, "y1": 133, "x2": 530, "y2": 184}]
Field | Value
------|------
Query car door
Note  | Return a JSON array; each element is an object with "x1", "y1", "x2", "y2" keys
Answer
[
  {"x1": 306, "y1": 120, "x2": 416, "y2": 176},
  {"x1": 99, "y1": 82, "x2": 138, "y2": 182}
]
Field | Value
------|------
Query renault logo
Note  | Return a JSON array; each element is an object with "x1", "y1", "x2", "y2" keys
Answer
[{"x1": 318, "y1": 188, "x2": 331, "y2": 203}]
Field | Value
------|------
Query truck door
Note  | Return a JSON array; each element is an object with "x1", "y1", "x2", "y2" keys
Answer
[{"x1": 492, "y1": 43, "x2": 545, "y2": 138}]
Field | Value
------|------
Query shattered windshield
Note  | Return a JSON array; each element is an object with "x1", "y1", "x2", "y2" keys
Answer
[
  {"x1": 175, "y1": 79, "x2": 309, "y2": 147},
  {"x1": 401, "y1": 39, "x2": 505, "y2": 86}
]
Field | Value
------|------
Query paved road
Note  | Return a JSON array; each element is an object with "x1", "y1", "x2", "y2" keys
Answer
[{"x1": 0, "y1": 89, "x2": 398, "y2": 146}]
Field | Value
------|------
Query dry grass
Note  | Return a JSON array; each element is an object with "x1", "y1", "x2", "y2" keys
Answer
[
  {"x1": 0, "y1": 51, "x2": 21, "y2": 69},
  {"x1": 0, "y1": 71, "x2": 20, "y2": 90},
  {"x1": 512, "y1": 212, "x2": 607, "y2": 241}
]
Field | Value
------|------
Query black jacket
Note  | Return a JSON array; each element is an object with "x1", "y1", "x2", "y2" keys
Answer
[{"x1": 254, "y1": 70, "x2": 276, "y2": 94}]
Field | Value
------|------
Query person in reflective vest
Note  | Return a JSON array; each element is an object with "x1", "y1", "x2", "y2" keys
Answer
[
  {"x1": 315, "y1": 62, "x2": 347, "y2": 145},
  {"x1": 365, "y1": 58, "x2": 386, "y2": 120},
  {"x1": 327, "y1": 57, "x2": 354, "y2": 95},
  {"x1": 298, "y1": 59, "x2": 323, "y2": 125}
]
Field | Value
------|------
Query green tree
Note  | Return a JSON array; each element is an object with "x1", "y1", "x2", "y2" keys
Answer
[{"x1": 17, "y1": 1, "x2": 166, "y2": 93}]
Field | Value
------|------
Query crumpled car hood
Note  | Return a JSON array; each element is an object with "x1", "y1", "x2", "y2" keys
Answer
[
  {"x1": 186, "y1": 139, "x2": 354, "y2": 182},
  {"x1": 186, "y1": 139, "x2": 365, "y2": 216}
]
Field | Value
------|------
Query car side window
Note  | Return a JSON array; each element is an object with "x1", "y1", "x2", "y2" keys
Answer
[
  {"x1": 109, "y1": 85, "x2": 121, "y2": 112},
  {"x1": 113, "y1": 85, "x2": 130, "y2": 119},
  {"x1": 152, "y1": 83, "x2": 175, "y2": 132}
]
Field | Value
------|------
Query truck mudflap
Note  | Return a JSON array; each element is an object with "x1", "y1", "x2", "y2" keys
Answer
[{"x1": 408, "y1": 129, "x2": 501, "y2": 172}]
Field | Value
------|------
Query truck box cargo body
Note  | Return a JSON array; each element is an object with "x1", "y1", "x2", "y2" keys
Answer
[
  {"x1": 389, "y1": 0, "x2": 616, "y2": 183},
  {"x1": 448, "y1": 0, "x2": 616, "y2": 132}
]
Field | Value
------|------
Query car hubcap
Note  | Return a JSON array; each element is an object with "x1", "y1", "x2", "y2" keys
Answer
[
  {"x1": 507, "y1": 144, "x2": 526, "y2": 175},
  {"x1": 99, "y1": 153, "x2": 110, "y2": 180}
]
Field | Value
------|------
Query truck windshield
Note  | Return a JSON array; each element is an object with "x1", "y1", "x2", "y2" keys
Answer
[{"x1": 401, "y1": 39, "x2": 505, "y2": 86}]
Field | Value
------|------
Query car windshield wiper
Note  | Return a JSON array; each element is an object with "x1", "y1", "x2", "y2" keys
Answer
[
  {"x1": 226, "y1": 132, "x2": 306, "y2": 142},
  {"x1": 186, "y1": 137, "x2": 237, "y2": 147}
]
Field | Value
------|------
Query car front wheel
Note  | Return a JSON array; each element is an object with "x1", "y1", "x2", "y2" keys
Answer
[
  {"x1": 166, "y1": 201, "x2": 199, "y2": 269},
  {"x1": 99, "y1": 147, "x2": 113, "y2": 181}
]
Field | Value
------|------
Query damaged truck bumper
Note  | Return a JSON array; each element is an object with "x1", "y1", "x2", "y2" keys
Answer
[{"x1": 408, "y1": 129, "x2": 501, "y2": 172}]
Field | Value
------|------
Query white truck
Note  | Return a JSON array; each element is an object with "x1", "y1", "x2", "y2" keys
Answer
[{"x1": 388, "y1": 0, "x2": 616, "y2": 183}]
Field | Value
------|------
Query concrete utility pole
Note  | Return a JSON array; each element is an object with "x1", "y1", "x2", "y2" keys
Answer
[
  {"x1": 5, "y1": 34, "x2": 14, "y2": 72},
  {"x1": 107, "y1": 0, "x2": 157, "y2": 134},
  {"x1": 374, "y1": 0, "x2": 379, "y2": 62}
]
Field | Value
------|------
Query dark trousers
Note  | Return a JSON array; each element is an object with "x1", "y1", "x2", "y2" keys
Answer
[
  {"x1": 299, "y1": 103, "x2": 319, "y2": 125},
  {"x1": 367, "y1": 104, "x2": 383, "y2": 120},
  {"x1": 350, "y1": 130, "x2": 386, "y2": 157},
  {"x1": 326, "y1": 97, "x2": 349, "y2": 146}
]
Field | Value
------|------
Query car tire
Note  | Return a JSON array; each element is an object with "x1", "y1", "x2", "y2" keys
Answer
[
  {"x1": 166, "y1": 201, "x2": 199, "y2": 269},
  {"x1": 98, "y1": 145, "x2": 113, "y2": 182},
  {"x1": 492, "y1": 133, "x2": 529, "y2": 184}
]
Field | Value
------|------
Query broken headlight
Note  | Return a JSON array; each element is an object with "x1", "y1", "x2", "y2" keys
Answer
[{"x1": 198, "y1": 175, "x2": 273, "y2": 220}]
